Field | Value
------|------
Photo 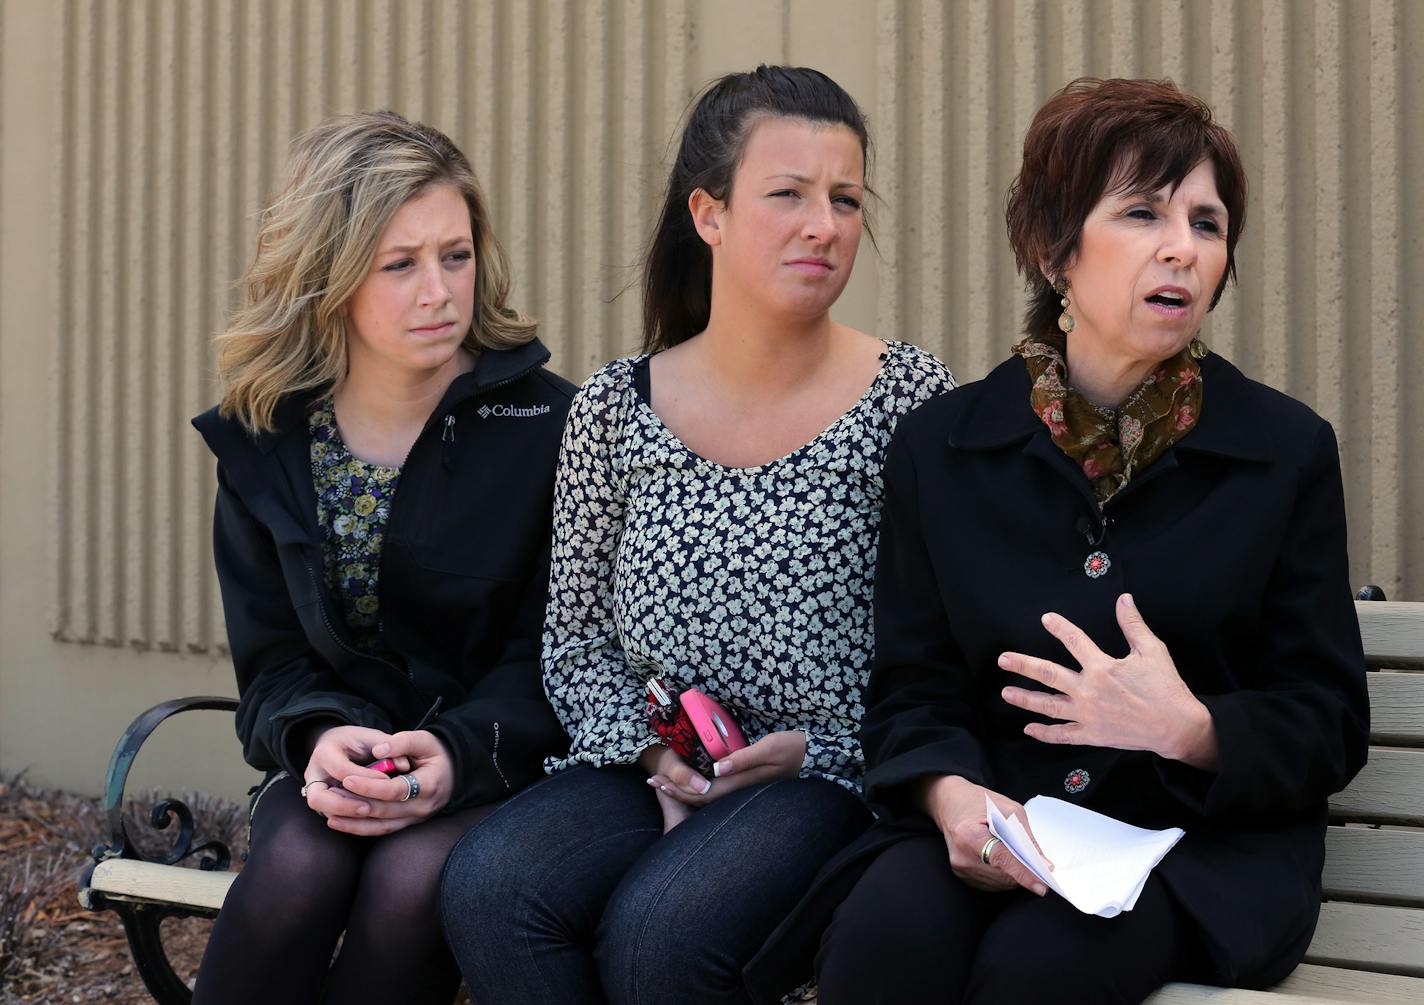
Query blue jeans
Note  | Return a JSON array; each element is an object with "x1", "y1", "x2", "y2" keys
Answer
[{"x1": 440, "y1": 765, "x2": 871, "y2": 1005}]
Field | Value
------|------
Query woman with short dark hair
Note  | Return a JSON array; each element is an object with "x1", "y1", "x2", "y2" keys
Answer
[{"x1": 795, "y1": 77, "x2": 1369, "y2": 1004}]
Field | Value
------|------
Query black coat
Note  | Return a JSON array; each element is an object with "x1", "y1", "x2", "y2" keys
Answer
[
  {"x1": 748, "y1": 352, "x2": 1369, "y2": 999},
  {"x1": 192, "y1": 339, "x2": 575, "y2": 811}
]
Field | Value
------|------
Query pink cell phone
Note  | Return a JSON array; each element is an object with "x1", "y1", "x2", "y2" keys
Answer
[
  {"x1": 367, "y1": 758, "x2": 400, "y2": 776},
  {"x1": 678, "y1": 688, "x2": 749, "y2": 762}
]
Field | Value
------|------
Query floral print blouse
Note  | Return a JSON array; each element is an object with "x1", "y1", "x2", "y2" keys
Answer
[
  {"x1": 542, "y1": 341, "x2": 956, "y2": 792},
  {"x1": 308, "y1": 398, "x2": 401, "y2": 655}
]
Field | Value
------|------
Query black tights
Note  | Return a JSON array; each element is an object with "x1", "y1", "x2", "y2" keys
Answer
[{"x1": 193, "y1": 775, "x2": 494, "y2": 1005}]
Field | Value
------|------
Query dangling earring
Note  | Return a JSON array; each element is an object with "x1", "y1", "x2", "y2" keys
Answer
[
  {"x1": 1055, "y1": 277, "x2": 1075, "y2": 334},
  {"x1": 1189, "y1": 335, "x2": 1208, "y2": 360}
]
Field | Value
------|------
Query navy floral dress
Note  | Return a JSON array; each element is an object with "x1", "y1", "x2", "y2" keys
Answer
[
  {"x1": 542, "y1": 341, "x2": 957, "y2": 793},
  {"x1": 308, "y1": 398, "x2": 401, "y2": 656}
]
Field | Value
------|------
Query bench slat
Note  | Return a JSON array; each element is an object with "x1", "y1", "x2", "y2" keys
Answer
[
  {"x1": 1269, "y1": 964, "x2": 1424, "y2": 1003},
  {"x1": 1322, "y1": 826, "x2": 1424, "y2": 904},
  {"x1": 1366, "y1": 672, "x2": 1424, "y2": 744},
  {"x1": 1357, "y1": 601, "x2": 1424, "y2": 669},
  {"x1": 1329, "y1": 749, "x2": 1424, "y2": 825},
  {"x1": 1304, "y1": 902, "x2": 1424, "y2": 977},
  {"x1": 1147, "y1": 965, "x2": 1424, "y2": 1004},
  {"x1": 1147, "y1": 987, "x2": 1355, "y2": 1004},
  {"x1": 87, "y1": 858, "x2": 236, "y2": 913}
]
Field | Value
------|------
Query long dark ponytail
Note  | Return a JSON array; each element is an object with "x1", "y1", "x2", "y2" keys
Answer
[{"x1": 640, "y1": 65, "x2": 871, "y2": 353}]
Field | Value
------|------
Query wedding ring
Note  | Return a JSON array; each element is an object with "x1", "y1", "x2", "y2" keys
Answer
[
  {"x1": 399, "y1": 773, "x2": 421, "y2": 801},
  {"x1": 980, "y1": 836, "x2": 1002, "y2": 865},
  {"x1": 300, "y1": 780, "x2": 328, "y2": 800}
]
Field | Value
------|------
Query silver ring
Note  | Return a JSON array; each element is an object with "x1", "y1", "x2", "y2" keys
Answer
[
  {"x1": 399, "y1": 773, "x2": 420, "y2": 801},
  {"x1": 980, "y1": 836, "x2": 1001, "y2": 865},
  {"x1": 300, "y1": 780, "x2": 328, "y2": 800}
]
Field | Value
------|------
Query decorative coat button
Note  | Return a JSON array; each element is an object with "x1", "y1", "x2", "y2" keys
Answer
[
  {"x1": 1084, "y1": 551, "x2": 1110, "y2": 578},
  {"x1": 1064, "y1": 768, "x2": 1090, "y2": 794}
]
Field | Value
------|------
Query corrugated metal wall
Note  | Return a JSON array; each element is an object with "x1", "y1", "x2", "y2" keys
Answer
[{"x1": 46, "y1": 0, "x2": 1423, "y2": 657}]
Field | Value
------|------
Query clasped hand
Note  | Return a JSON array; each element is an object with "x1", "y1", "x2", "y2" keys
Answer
[
  {"x1": 997, "y1": 593, "x2": 1215, "y2": 768},
  {"x1": 301, "y1": 724, "x2": 454, "y2": 836},
  {"x1": 638, "y1": 730, "x2": 807, "y2": 832}
]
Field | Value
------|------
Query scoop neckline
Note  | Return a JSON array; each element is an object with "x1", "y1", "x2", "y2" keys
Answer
[
  {"x1": 309, "y1": 397, "x2": 403, "y2": 476},
  {"x1": 630, "y1": 339, "x2": 902, "y2": 474}
]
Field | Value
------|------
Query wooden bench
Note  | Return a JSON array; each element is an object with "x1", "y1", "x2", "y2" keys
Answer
[
  {"x1": 78, "y1": 600, "x2": 1424, "y2": 1004},
  {"x1": 1146, "y1": 597, "x2": 1424, "y2": 1004}
]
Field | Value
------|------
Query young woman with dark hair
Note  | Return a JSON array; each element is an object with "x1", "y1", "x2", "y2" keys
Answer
[{"x1": 440, "y1": 65, "x2": 956, "y2": 1004}]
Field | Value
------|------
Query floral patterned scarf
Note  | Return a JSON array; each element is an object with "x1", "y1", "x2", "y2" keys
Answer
[{"x1": 1012, "y1": 332, "x2": 1203, "y2": 505}]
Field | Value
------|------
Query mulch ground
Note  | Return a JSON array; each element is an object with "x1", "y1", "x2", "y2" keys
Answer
[
  {"x1": 0, "y1": 775, "x2": 478, "y2": 1004},
  {"x1": 0, "y1": 774, "x2": 241, "y2": 1003}
]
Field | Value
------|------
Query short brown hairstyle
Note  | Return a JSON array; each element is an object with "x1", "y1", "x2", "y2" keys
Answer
[{"x1": 1005, "y1": 78, "x2": 1248, "y2": 339}]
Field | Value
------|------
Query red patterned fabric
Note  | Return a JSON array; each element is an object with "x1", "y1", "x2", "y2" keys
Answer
[{"x1": 1013, "y1": 332, "x2": 1203, "y2": 505}]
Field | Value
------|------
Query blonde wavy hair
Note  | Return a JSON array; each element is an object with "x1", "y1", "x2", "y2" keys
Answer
[{"x1": 218, "y1": 110, "x2": 535, "y2": 433}]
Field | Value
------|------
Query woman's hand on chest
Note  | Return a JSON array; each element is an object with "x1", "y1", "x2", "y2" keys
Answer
[{"x1": 996, "y1": 592, "x2": 1219, "y2": 770}]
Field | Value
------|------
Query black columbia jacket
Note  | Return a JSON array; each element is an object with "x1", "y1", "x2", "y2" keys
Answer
[{"x1": 192, "y1": 339, "x2": 575, "y2": 810}]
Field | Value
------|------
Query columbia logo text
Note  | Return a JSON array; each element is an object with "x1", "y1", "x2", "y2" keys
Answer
[{"x1": 477, "y1": 403, "x2": 551, "y2": 419}]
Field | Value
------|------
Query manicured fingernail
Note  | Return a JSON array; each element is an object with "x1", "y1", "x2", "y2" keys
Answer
[
  {"x1": 659, "y1": 784, "x2": 671, "y2": 793},
  {"x1": 1121, "y1": 593, "x2": 1134, "y2": 608},
  {"x1": 1041, "y1": 613, "x2": 1053, "y2": 626},
  {"x1": 373, "y1": 743, "x2": 390, "y2": 755},
  {"x1": 646, "y1": 777, "x2": 659, "y2": 787},
  {"x1": 997, "y1": 654, "x2": 1011, "y2": 669},
  {"x1": 714, "y1": 760, "x2": 731, "y2": 777},
  {"x1": 693, "y1": 776, "x2": 711, "y2": 794}
]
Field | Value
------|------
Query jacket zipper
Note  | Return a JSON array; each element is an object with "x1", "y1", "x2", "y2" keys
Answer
[
  {"x1": 317, "y1": 370, "x2": 539, "y2": 698},
  {"x1": 433, "y1": 368, "x2": 532, "y2": 468},
  {"x1": 441, "y1": 414, "x2": 456, "y2": 469},
  {"x1": 305, "y1": 563, "x2": 415, "y2": 686},
  {"x1": 370, "y1": 403, "x2": 457, "y2": 660},
  {"x1": 491, "y1": 721, "x2": 510, "y2": 790}
]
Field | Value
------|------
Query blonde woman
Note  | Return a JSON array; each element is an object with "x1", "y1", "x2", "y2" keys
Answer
[{"x1": 191, "y1": 111, "x2": 574, "y2": 1004}]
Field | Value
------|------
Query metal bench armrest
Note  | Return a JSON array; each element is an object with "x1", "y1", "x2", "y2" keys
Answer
[
  {"x1": 76, "y1": 696, "x2": 241, "y2": 1004},
  {"x1": 89, "y1": 696, "x2": 241, "y2": 872}
]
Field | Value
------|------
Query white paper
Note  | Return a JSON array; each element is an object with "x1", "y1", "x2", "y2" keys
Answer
[{"x1": 985, "y1": 794, "x2": 1184, "y2": 918}]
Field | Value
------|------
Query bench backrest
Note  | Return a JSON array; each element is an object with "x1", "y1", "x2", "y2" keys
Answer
[{"x1": 1310, "y1": 600, "x2": 1424, "y2": 978}]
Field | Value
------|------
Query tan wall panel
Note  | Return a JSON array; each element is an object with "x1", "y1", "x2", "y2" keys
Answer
[
  {"x1": 42, "y1": 0, "x2": 698, "y2": 658},
  {"x1": 3, "y1": 0, "x2": 699, "y2": 795},
  {"x1": 1, "y1": 0, "x2": 1421, "y2": 796}
]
